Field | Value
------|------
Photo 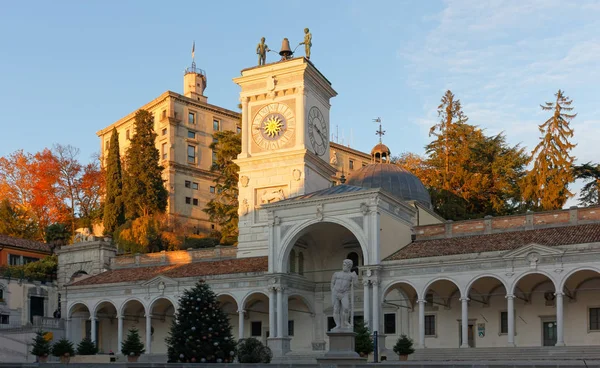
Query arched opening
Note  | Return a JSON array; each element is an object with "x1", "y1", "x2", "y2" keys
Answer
[
  {"x1": 560, "y1": 268, "x2": 600, "y2": 346},
  {"x1": 346, "y1": 252, "x2": 360, "y2": 274},
  {"x1": 216, "y1": 294, "x2": 239, "y2": 339},
  {"x1": 120, "y1": 299, "x2": 148, "y2": 351},
  {"x1": 241, "y1": 292, "x2": 269, "y2": 343},
  {"x1": 287, "y1": 294, "x2": 314, "y2": 351},
  {"x1": 465, "y1": 276, "x2": 509, "y2": 348},
  {"x1": 68, "y1": 303, "x2": 91, "y2": 346},
  {"x1": 422, "y1": 279, "x2": 462, "y2": 348},
  {"x1": 92, "y1": 301, "x2": 117, "y2": 353},
  {"x1": 383, "y1": 281, "x2": 418, "y2": 349},
  {"x1": 513, "y1": 272, "x2": 558, "y2": 347},
  {"x1": 149, "y1": 298, "x2": 176, "y2": 354}
]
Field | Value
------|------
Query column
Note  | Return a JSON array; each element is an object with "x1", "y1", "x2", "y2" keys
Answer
[
  {"x1": 90, "y1": 316, "x2": 97, "y2": 344},
  {"x1": 417, "y1": 299, "x2": 426, "y2": 348},
  {"x1": 296, "y1": 87, "x2": 307, "y2": 147},
  {"x1": 276, "y1": 287, "x2": 284, "y2": 338},
  {"x1": 506, "y1": 294, "x2": 515, "y2": 347},
  {"x1": 117, "y1": 315, "x2": 124, "y2": 354},
  {"x1": 363, "y1": 280, "x2": 371, "y2": 330},
  {"x1": 145, "y1": 314, "x2": 152, "y2": 354},
  {"x1": 372, "y1": 280, "x2": 380, "y2": 333},
  {"x1": 283, "y1": 288, "x2": 289, "y2": 336},
  {"x1": 240, "y1": 97, "x2": 249, "y2": 156},
  {"x1": 238, "y1": 310, "x2": 245, "y2": 340},
  {"x1": 269, "y1": 287, "x2": 276, "y2": 338},
  {"x1": 555, "y1": 292, "x2": 565, "y2": 346},
  {"x1": 460, "y1": 297, "x2": 469, "y2": 348},
  {"x1": 65, "y1": 318, "x2": 70, "y2": 341}
]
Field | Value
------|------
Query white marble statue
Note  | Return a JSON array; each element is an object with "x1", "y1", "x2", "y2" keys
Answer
[{"x1": 331, "y1": 259, "x2": 359, "y2": 331}]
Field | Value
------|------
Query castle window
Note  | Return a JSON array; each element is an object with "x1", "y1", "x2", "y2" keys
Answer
[
  {"x1": 288, "y1": 320, "x2": 294, "y2": 336},
  {"x1": 192, "y1": 182, "x2": 199, "y2": 190},
  {"x1": 188, "y1": 130, "x2": 196, "y2": 139},
  {"x1": 349, "y1": 160, "x2": 354, "y2": 170},
  {"x1": 162, "y1": 110, "x2": 166, "y2": 119},
  {"x1": 384, "y1": 313, "x2": 396, "y2": 334},
  {"x1": 162, "y1": 128, "x2": 167, "y2": 136},
  {"x1": 500, "y1": 311, "x2": 508, "y2": 334},
  {"x1": 251, "y1": 321, "x2": 262, "y2": 337},
  {"x1": 425, "y1": 315, "x2": 436, "y2": 336},
  {"x1": 126, "y1": 130, "x2": 130, "y2": 140},
  {"x1": 105, "y1": 140, "x2": 109, "y2": 151},
  {"x1": 289, "y1": 250, "x2": 296, "y2": 273},
  {"x1": 236, "y1": 126, "x2": 241, "y2": 134},
  {"x1": 0, "y1": 288, "x2": 4, "y2": 301},
  {"x1": 185, "y1": 181, "x2": 191, "y2": 188},
  {"x1": 0, "y1": 314, "x2": 9, "y2": 325},
  {"x1": 188, "y1": 112, "x2": 196, "y2": 124},
  {"x1": 212, "y1": 150, "x2": 217, "y2": 164},
  {"x1": 193, "y1": 198, "x2": 199, "y2": 206},
  {"x1": 185, "y1": 197, "x2": 191, "y2": 204},
  {"x1": 213, "y1": 119, "x2": 220, "y2": 131},
  {"x1": 590, "y1": 308, "x2": 600, "y2": 331},
  {"x1": 210, "y1": 186, "x2": 215, "y2": 194},
  {"x1": 162, "y1": 143, "x2": 167, "y2": 160},
  {"x1": 8, "y1": 254, "x2": 20, "y2": 266},
  {"x1": 298, "y1": 252, "x2": 304, "y2": 276}
]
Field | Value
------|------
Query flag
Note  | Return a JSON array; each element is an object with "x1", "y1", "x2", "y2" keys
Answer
[{"x1": 192, "y1": 41, "x2": 195, "y2": 60}]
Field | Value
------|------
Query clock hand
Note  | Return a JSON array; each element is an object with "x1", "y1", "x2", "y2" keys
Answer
[{"x1": 314, "y1": 127, "x2": 327, "y2": 143}]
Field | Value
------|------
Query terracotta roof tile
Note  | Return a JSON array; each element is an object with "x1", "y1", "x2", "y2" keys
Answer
[
  {"x1": 0, "y1": 235, "x2": 51, "y2": 253},
  {"x1": 385, "y1": 223, "x2": 600, "y2": 261},
  {"x1": 70, "y1": 256, "x2": 268, "y2": 286}
]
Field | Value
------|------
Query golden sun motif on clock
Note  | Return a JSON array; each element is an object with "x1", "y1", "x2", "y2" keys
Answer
[{"x1": 252, "y1": 103, "x2": 295, "y2": 151}]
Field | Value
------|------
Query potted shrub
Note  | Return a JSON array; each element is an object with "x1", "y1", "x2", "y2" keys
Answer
[
  {"x1": 237, "y1": 338, "x2": 272, "y2": 363},
  {"x1": 52, "y1": 337, "x2": 75, "y2": 364},
  {"x1": 76, "y1": 336, "x2": 98, "y2": 355},
  {"x1": 393, "y1": 334, "x2": 415, "y2": 361},
  {"x1": 31, "y1": 330, "x2": 51, "y2": 363},
  {"x1": 354, "y1": 321, "x2": 374, "y2": 358},
  {"x1": 121, "y1": 328, "x2": 145, "y2": 362}
]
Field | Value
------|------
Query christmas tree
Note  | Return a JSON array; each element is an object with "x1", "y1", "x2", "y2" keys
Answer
[
  {"x1": 76, "y1": 337, "x2": 98, "y2": 355},
  {"x1": 121, "y1": 328, "x2": 145, "y2": 357},
  {"x1": 30, "y1": 330, "x2": 51, "y2": 358},
  {"x1": 354, "y1": 321, "x2": 373, "y2": 356},
  {"x1": 167, "y1": 280, "x2": 236, "y2": 363}
]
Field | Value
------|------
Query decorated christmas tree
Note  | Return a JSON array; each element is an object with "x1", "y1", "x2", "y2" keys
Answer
[{"x1": 167, "y1": 280, "x2": 236, "y2": 363}]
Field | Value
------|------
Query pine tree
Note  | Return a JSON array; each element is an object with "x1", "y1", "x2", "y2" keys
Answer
[
  {"x1": 166, "y1": 281, "x2": 236, "y2": 363},
  {"x1": 354, "y1": 321, "x2": 373, "y2": 356},
  {"x1": 393, "y1": 334, "x2": 415, "y2": 356},
  {"x1": 203, "y1": 130, "x2": 241, "y2": 244},
  {"x1": 76, "y1": 336, "x2": 98, "y2": 355},
  {"x1": 123, "y1": 110, "x2": 168, "y2": 220},
  {"x1": 51, "y1": 337, "x2": 75, "y2": 357},
  {"x1": 30, "y1": 330, "x2": 51, "y2": 358},
  {"x1": 103, "y1": 127, "x2": 126, "y2": 234},
  {"x1": 523, "y1": 90, "x2": 576, "y2": 210},
  {"x1": 574, "y1": 162, "x2": 600, "y2": 206},
  {"x1": 121, "y1": 328, "x2": 145, "y2": 357}
]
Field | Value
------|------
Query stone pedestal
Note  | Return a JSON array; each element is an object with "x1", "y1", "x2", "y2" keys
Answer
[
  {"x1": 267, "y1": 337, "x2": 291, "y2": 357},
  {"x1": 316, "y1": 331, "x2": 367, "y2": 366}
]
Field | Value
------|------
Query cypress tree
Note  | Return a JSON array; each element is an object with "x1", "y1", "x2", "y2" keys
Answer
[
  {"x1": 103, "y1": 127, "x2": 125, "y2": 234},
  {"x1": 123, "y1": 110, "x2": 168, "y2": 219},
  {"x1": 523, "y1": 90, "x2": 576, "y2": 210}
]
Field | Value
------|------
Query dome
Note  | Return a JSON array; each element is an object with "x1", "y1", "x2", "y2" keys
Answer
[{"x1": 346, "y1": 163, "x2": 432, "y2": 209}]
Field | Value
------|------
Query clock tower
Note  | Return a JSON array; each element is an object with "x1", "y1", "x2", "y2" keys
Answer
[{"x1": 233, "y1": 57, "x2": 337, "y2": 258}]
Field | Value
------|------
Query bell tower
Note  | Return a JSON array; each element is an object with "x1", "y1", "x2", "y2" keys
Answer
[{"x1": 233, "y1": 56, "x2": 337, "y2": 258}]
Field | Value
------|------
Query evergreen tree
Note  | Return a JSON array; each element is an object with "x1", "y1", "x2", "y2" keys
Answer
[
  {"x1": 76, "y1": 337, "x2": 98, "y2": 355},
  {"x1": 121, "y1": 328, "x2": 145, "y2": 357},
  {"x1": 393, "y1": 334, "x2": 415, "y2": 356},
  {"x1": 203, "y1": 130, "x2": 241, "y2": 244},
  {"x1": 0, "y1": 199, "x2": 38, "y2": 239},
  {"x1": 123, "y1": 110, "x2": 168, "y2": 220},
  {"x1": 354, "y1": 321, "x2": 373, "y2": 356},
  {"x1": 237, "y1": 338, "x2": 272, "y2": 363},
  {"x1": 30, "y1": 330, "x2": 51, "y2": 357},
  {"x1": 574, "y1": 162, "x2": 600, "y2": 206},
  {"x1": 45, "y1": 223, "x2": 71, "y2": 252},
  {"x1": 166, "y1": 281, "x2": 236, "y2": 363},
  {"x1": 103, "y1": 127, "x2": 125, "y2": 234},
  {"x1": 51, "y1": 337, "x2": 75, "y2": 357},
  {"x1": 523, "y1": 90, "x2": 576, "y2": 210}
]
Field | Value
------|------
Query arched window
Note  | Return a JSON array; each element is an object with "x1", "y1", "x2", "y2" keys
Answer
[
  {"x1": 289, "y1": 250, "x2": 296, "y2": 273},
  {"x1": 346, "y1": 252, "x2": 360, "y2": 274},
  {"x1": 0, "y1": 287, "x2": 4, "y2": 302},
  {"x1": 298, "y1": 252, "x2": 304, "y2": 276}
]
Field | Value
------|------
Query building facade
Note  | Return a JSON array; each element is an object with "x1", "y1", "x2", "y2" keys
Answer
[{"x1": 61, "y1": 56, "x2": 600, "y2": 363}]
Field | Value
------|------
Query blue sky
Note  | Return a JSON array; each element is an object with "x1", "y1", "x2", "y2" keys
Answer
[{"x1": 1, "y1": 1, "x2": 599, "y2": 206}]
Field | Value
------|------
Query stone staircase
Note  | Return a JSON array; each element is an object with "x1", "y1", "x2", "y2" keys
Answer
[
  {"x1": 408, "y1": 346, "x2": 600, "y2": 361},
  {"x1": 0, "y1": 333, "x2": 35, "y2": 363}
]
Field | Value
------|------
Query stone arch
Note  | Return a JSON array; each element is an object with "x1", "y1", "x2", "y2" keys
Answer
[
  {"x1": 558, "y1": 266, "x2": 600, "y2": 291},
  {"x1": 68, "y1": 301, "x2": 91, "y2": 318},
  {"x1": 92, "y1": 300, "x2": 118, "y2": 317},
  {"x1": 383, "y1": 280, "x2": 419, "y2": 309},
  {"x1": 422, "y1": 277, "x2": 463, "y2": 300},
  {"x1": 465, "y1": 274, "x2": 509, "y2": 296},
  {"x1": 240, "y1": 291, "x2": 269, "y2": 310},
  {"x1": 287, "y1": 293, "x2": 315, "y2": 315},
  {"x1": 509, "y1": 270, "x2": 558, "y2": 295},
  {"x1": 149, "y1": 296, "x2": 178, "y2": 312},
  {"x1": 277, "y1": 217, "x2": 369, "y2": 273},
  {"x1": 119, "y1": 297, "x2": 148, "y2": 317}
]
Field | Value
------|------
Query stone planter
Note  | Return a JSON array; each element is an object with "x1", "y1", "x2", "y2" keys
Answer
[
  {"x1": 37, "y1": 355, "x2": 48, "y2": 363},
  {"x1": 127, "y1": 355, "x2": 140, "y2": 362},
  {"x1": 399, "y1": 354, "x2": 408, "y2": 361}
]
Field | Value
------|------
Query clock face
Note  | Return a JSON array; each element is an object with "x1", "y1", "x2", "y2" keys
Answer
[
  {"x1": 308, "y1": 106, "x2": 327, "y2": 156},
  {"x1": 252, "y1": 103, "x2": 295, "y2": 150}
]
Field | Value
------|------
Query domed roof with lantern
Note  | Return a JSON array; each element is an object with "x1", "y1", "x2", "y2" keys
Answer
[{"x1": 346, "y1": 119, "x2": 432, "y2": 209}]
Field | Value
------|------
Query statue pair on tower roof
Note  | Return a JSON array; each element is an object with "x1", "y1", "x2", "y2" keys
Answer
[{"x1": 256, "y1": 28, "x2": 312, "y2": 66}]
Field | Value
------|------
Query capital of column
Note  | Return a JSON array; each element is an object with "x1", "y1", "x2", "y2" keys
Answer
[
  {"x1": 145, "y1": 313, "x2": 153, "y2": 318},
  {"x1": 239, "y1": 96, "x2": 250, "y2": 104},
  {"x1": 371, "y1": 279, "x2": 381, "y2": 286},
  {"x1": 460, "y1": 297, "x2": 470, "y2": 302},
  {"x1": 237, "y1": 309, "x2": 246, "y2": 315},
  {"x1": 89, "y1": 316, "x2": 97, "y2": 321},
  {"x1": 116, "y1": 314, "x2": 123, "y2": 319},
  {"x1": 554, "y1": 292, "x2": 565, "y2": 297},
  {"x1": 417, "y1": 299, "x2": 427, "y2": 305},
  {"x1": 505, "y1": 294, "x2": 515, "y2": 300},
  {"x1": 362, "y1": 279, "x2": 370, "y2": 286}
]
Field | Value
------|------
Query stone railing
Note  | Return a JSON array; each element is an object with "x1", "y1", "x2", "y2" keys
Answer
[
  {"x1": 111, "y1": 246, "x2": 237, "y2": 268},
  {"x1": 415, "y1": 205, "x2": 600, "y2": 240}
]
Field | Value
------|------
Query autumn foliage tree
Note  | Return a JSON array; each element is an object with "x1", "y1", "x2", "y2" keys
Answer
[{"x1": 522, "y1": 90, "x2": 576, "y2": 210}]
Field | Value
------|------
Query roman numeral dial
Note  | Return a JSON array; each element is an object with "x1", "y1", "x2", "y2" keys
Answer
[
  {"x1": 251, "y1": 103, "x2": 295, "y2": 151},
  {"x1": 308, "y1": 106, "x2": 327, "y2": 156}
]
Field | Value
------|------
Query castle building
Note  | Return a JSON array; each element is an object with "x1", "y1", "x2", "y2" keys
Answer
[{"x1": 62, "y1": 55, "x2": 600, "y2": 362}]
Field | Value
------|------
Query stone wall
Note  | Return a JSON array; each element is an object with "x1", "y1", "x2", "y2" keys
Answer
[{"x1": 110, "y1": 246, "x2": 237, "y2": 269}]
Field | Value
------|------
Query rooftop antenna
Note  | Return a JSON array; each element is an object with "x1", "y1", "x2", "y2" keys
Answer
[
  {"x1": 373, "y1": 117, "x2": 385, "y2": 143},
  {"x1": 191, "y1": 40, "x2": 196, "y2": 70}
]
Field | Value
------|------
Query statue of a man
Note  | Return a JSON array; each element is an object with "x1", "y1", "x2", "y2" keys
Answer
[
  {"x1": 300, "y1": 28, "x2": 312, "y2": 59},
  {"x1": 256, "y1": 37, "x2": 269, "y2": 66},
  {"x1": 331, "y1": 259, "x2": 358, "y2": 330}
]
